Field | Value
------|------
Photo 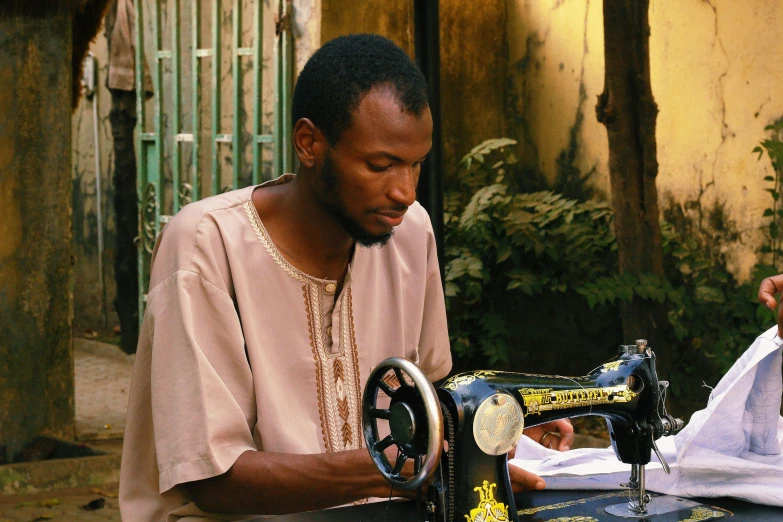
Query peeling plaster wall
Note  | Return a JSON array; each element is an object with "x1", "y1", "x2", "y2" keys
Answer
[
  {"x1": 440, "y1": 1, "x2": 507, "y2": 179},
  {"x1": 0, "y1": 9, "x2": 75, "y2": 459},
  {"x1": 293, "y1": 0, "x2": 321, "y2": 77},
  {"x1": 71, "y1": 32, "x2": 116, "y2": 334},
  {"x1": 321, "y1": 0, "x2": 415, "y2": 57},
  {"x1": 506, "y1": 0, "x2": 608, "y2": 194},
  {"x1": 650, "y1": 0, "x2": 783, "y2": 279},
  {"x1": 507, "y1": 0, "x2": 783, "y2": 279}
]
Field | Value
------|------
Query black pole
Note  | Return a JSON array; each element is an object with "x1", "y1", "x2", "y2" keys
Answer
[{"x1": 413, "y1": 0, "x2": 445, "y2": 283}]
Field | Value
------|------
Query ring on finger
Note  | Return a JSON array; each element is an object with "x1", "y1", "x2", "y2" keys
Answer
[{"x1": 540, "y1": 430, "x2": 560, "y2": 449}]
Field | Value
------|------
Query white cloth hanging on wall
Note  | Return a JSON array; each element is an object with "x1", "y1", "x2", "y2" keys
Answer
[{"x1": 510, "y1": 326, "x2": 783, "y2": 507}]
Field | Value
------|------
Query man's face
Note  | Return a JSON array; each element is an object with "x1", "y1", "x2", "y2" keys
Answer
[{"x1": 315, "y1": 86, "x2": 433, "y2": 247}]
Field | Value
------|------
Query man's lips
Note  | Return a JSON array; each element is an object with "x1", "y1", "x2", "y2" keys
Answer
[{"x1": 374, "y1": 209, "x2": 407, "y2": 227}]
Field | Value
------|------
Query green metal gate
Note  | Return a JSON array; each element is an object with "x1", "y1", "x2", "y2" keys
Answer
[{"x1": 135, "y1": 0, "x2": 293, "y2": 322}]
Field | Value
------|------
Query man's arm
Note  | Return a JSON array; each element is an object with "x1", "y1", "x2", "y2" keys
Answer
[
  {"x1": 184, "y1": 449, "x2": 388, "y2": 515},
  {"x1": 184, "y1": 446, "x2": 549, "y2": 515}
]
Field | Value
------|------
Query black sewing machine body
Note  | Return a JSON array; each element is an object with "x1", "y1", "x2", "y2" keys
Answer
[{"x1": 363, "y1": 341, "x2": 685, "y2": 522}]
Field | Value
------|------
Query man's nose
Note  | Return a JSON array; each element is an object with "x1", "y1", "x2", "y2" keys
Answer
[{"x1": 389, "y1": 166, "x2": 419, "y2": 207}]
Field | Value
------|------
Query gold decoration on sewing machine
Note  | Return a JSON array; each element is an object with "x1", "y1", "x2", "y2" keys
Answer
[
  {"x1": 518, "y1": 385, "x2": 637, "y2": 415},
  {"x1": 680, "y1": 506, "x2": 727, "y2": 521},
  {"x1": 600, "y1": 360, "x2": 623, "y2": 372},
  {"x1": 473, "y1": 393, "x2": 525, "y2": 455},
  {"x1": 464, "y1": 480, "x2": 509, "y2": 522},
  {"x1": 443, "y1": 370, "x2": 498, "y2": 391}
]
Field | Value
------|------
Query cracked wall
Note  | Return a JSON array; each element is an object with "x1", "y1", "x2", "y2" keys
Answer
[
  {"x1": 507, "y1": 0, "x2": 608, "y2": 195},
  {"x1": 651, "y1": 0, "x2": 783, "y2": 279},
  {"x1": 0, "y1": 8, "x2": 75, "y2": 460},
  {"x1": 507, "y1": 0, "x2": 783, "y2": 280},
  {"x1": 71, "y1": 29, "x2": 116, "y2": 336}
]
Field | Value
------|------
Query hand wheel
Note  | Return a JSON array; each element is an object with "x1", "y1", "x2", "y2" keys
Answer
[{"x1": 362, "y1": 357, "x2": 443, "y2": 490}]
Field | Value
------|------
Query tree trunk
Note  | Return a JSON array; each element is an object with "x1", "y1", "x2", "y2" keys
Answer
[{"x1": 596, "y1": 0, "x2": 673, "y2": 376}]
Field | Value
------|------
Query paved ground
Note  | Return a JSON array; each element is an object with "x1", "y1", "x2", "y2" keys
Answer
[
  {"x1": 74, "y1": 339, "x2": 134, "y2": 441},
  {"x1": 0, "y1": 340, "x2": 130, "y2": 521}
]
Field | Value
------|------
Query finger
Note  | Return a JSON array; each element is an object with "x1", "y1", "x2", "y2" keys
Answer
[
  {"x1": 758, "y1": 276, "x2": 782, "y2": 311},
  {"x1": 778, "y1": 302, "x2": 783, "y2": 338},
  {"x1": 508, "y1": 463, "x2": 546, "y2": 492},
  {"x1": 555, "y1": 420, "x2": 574, "y2": 452}
]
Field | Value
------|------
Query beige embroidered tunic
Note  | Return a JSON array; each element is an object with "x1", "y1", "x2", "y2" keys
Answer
[{"x1": 119, "y1": 176, "x2": 452, "y2": 521}]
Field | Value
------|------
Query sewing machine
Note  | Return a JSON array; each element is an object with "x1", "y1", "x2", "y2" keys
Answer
[{"x1": 362, "y1": 339, "x2": 701, "y2": 522}]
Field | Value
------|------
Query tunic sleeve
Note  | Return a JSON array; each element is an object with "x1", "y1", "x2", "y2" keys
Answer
[
  {"x1": 417, "y1": 215, "x2": 453, "y2": 382},
  {"x1": 146, "y1": 269, "x2": 257, "y2": 494}
]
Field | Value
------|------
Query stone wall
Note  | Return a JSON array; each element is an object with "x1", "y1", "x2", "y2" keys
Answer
[{"x1": 0, "y1": 8, "x2": 75, "y2": 460}]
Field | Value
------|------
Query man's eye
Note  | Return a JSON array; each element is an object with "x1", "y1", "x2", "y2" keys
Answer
[{"x1": 368, "y1": 163, "x2": 391, "y2": 172}]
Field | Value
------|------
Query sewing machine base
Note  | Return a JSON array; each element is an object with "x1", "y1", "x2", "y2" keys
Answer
[
  {"x1": 605, "y1": 495, "x2": 724, "y2": 519},
  {"x1": 515, "y1": 490, "x2": 732, "y2": 521}
]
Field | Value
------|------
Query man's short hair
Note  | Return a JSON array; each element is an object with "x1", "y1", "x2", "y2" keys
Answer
[{"x1": 292, "y1": 34, "x2": 429, "y2": 146}]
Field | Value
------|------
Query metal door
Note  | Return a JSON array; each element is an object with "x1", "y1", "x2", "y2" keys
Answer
[{"x1": 135, "y1": 0, "x2": 293, "y2": 323}]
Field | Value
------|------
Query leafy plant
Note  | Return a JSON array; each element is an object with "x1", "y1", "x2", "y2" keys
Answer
[
  {"x1": 444, "y1": 136, "x2": 779, "y2": 389},
  {"x1": 754, "y1": 119, "x2": 783, "y2": 266},
  {"x1": 444, "y1": 139, "x2": 620, "y2": 366}
]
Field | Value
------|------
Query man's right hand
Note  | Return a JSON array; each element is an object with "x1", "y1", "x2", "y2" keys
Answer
[{"x1": 508, "y1": 463, "x2": 546, "y2": 492}]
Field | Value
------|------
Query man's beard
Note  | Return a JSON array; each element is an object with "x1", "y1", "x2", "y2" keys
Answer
[{"x1": 319, "y1": 152, "x2": 394, "y2": 248}]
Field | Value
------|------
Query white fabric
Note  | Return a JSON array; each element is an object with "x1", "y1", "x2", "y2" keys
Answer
[{"x1": 510, "y1": 326, "x2": 783, "y2": 507}]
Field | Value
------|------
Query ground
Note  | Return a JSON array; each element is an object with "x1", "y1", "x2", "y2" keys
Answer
[{"x1": 0, "y1": 484, "x2": 120, "y2": 521}]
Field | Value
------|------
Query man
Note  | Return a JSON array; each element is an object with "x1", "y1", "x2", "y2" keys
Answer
[{"x1": 119, "y1": 34, "x2": 572, "y2": 520}]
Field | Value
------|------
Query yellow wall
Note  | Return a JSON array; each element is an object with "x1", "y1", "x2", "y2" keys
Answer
[
  {"x1": 651, "y1": 0, "x2": 783, "y2": 278},
  {"x1": 321, "y1": 0, "x2": 415, "y2": 57},
  {"x1": 507, "y1": 0, "x2": 607, "y2": 192},
  {"x1": 507, "y1": 0, "x2": 783, "y2": 279}
]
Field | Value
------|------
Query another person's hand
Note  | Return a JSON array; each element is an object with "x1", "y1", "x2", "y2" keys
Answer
[
  {"x1": 758, "y1": 275, "x2": 783, "y2": 336},
  {"x1": 522, "y1": 419, "x2": 574, "y2": 452}
]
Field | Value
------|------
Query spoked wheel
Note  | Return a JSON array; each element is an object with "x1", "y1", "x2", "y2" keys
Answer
[{"x1": 362, "y1": 357, "x2": 443, "y2": 490}]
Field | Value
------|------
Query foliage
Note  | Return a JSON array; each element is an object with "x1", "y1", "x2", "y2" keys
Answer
[
  {"x1": 444, "y1": 139, "x2": 618, "y2": 366},
  {"x1": 754, "y1": 119, "x2": 783, "y2": 266},
  {"x1": 444, "y1": 137, "x2": 778, "y2": 387}
]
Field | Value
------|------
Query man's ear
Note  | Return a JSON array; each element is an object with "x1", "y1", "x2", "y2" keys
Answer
[{"x1": 293, "y1": 118, "x2": 325, "y2": 169}]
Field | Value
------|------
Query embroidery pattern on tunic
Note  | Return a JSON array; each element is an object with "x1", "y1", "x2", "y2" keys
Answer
[{"x1": 245, "y1": 201, "x2": 363, "y2": 453}]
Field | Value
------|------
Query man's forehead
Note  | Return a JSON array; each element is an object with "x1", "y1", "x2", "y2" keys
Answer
[
  {"x1": 353, "y1": 85, "x2": 420, "y2": 123},
  {"x1": 338, "y1": 87, "x2": 432, "y2": 152}
]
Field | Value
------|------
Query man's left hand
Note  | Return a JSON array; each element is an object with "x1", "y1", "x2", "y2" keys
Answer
[{"x1": 521, "y1": 419, "x2": 574, "y2": 452}]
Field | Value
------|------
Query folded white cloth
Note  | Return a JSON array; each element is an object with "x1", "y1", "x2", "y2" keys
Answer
[{"x1": 509, "y1": 326, "x2": 783, "y2": 506}]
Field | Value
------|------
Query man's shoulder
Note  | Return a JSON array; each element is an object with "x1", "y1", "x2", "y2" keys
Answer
[
  {"x1": 148, "y1": 187, "x2": 255, "y2": 288},
  {"x1": 165, "y1": 186, "x2": 255, "y2": 235}
]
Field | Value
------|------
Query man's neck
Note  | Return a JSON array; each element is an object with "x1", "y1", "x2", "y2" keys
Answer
[{"x1": 252, "y1": 174, "x2": 354, "y2": 283}]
